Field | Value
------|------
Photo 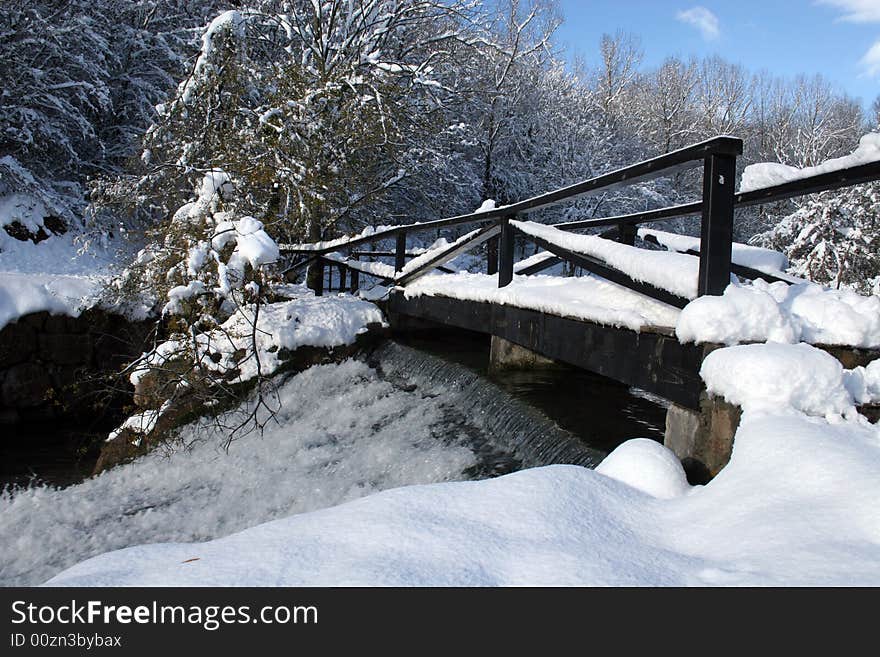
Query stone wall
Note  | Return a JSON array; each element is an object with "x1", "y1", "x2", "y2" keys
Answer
[{"x1": 0, "y1": 309, "x2": 153, "y2": 425}]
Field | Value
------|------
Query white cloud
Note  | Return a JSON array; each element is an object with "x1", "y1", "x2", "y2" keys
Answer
[
  {"x1": 817, "y1": 0, "x2": 880, "y2": 23},
  {"x1": 676, "y1": 6, "x2": 721, "y2": 41},
  {"x1": 819, "y1": 2, "x2": 880, "y2": 77},
  {"x1": 860, "y1": 39, "x2": 880, "y2": 76}
]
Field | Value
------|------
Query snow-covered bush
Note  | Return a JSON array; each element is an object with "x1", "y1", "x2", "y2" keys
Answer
[{"x1": 107, "y1": 170, "x2": 284, "y2": 455}]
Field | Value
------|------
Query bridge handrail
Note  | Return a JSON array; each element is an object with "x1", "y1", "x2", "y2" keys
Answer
[
  {"x1": 285, "y1": 134, "x2": 880, "y2": 302},
  {"x1": 278, "y1": 136, "x2": 742, "y2": 256},
  {"x1": 551, "y1": 158, "x2": 880, "y2": 233}
]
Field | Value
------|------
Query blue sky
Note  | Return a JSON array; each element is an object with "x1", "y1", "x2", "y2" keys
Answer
[{"x1": 555, "y1": 1, "x2": 880, "y2": 107}]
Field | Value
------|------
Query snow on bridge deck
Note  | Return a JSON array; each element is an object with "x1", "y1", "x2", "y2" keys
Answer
[{"x1": 403, "y1": 272, "x2": 681, "y2": 334}]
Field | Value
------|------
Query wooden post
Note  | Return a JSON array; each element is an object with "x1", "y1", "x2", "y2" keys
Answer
[
  {"x1": 617, "y1": 222, "x2": 636, "y2": 246},
  {"x1": 338, "y1": 264, "x2": 346, "y2": 292},
  {"x1": 498, "y1": 217, "x2": 514, "y2": 288},
  {"x1": 395, "y1": 231, "x2": 407, "y2": 272},
  {"x1": 309, "y1": 258, "x2": 324, "y2": 297},
  {"x1": 350, "y1": 255, "x2": 360, "y2": 293},
  {"x1": 698, "y1": 152, "x2": 737, "y2": 296},
  {"x1": 487, "y1": 235, "x2": 499, "y2": 275}
]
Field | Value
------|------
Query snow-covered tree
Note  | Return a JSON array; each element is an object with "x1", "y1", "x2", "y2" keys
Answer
[
  {"x1": 595, "y1": 31, "x2": 642, "y2": 133},
  {"x1": 0, "y1": 0, "x2": 114, "y2": 230},
  {"x1": 755, "y1": 183, "x2": 880, "y2": 295},
  {"x1": 457, "y1": 0, "x2": 560, "y2": 206},
  {"x1": 110, "y1": 169, "x2": 285, "y2": 445},
  {"x1": 134, "y1": 1, "x2": 480, "y2": 245},
  {"x1": 0, "y1": 0, "x2": 232, "y2": 237}
]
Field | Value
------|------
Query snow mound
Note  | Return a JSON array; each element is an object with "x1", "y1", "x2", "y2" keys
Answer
[
  {"x1": 0, "y1": 221, "x2": 130, "y2": 329},
  {"x1": 676, "y1": 279, "x2": 880, "y2": 348},
  {"x1": 740, "y1": 133, "x2": 880, "y2": 193},
  {"x1": 0, "y1": 193, "x2": 52, "y2": 233},
  {"x1": 700, "y1": 343, "x2": 855, "y2": 417},
  {"x1": 844, "y1": 360, "x2": 880, "y2": 405},
  {"x1": 596, "y1": 439, "x2": 690, "y2": 499}
]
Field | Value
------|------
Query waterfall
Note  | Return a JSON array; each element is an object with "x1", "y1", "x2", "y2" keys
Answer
[{"x1": 367, "y1": 342, "x2": 603, "y2": 473}]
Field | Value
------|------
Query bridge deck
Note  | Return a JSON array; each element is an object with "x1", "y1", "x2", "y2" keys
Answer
[{"x1": 386, "y1": 289, "x2": 709, "y2": 410}]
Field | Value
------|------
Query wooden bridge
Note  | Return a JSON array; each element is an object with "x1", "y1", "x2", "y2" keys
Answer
[{"x1": 280, "y1": 136, "x2": 880, "y2": 480}]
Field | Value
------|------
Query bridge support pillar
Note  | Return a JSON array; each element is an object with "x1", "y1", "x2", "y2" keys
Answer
[
  {"x1": 489, "y1": 336, "x2": 562, "y2": 372},
  {"x1": 664, "y1": 396, "x2": 741, "y2": 484}
]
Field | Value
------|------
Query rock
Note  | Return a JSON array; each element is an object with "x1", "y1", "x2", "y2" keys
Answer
[
  {"x1": 1, "y1": 362, "x2": 52, "y2": 407},
  {"x1": 43, "y1": 215, "x2": 67, "y2": 236},
  {"x1": 94, "y1": 393, "x2": 203, "y2": 474},
  {"x1": 21, "y1": 311, "x2": 49, "y2": 330},
  {"x1": 39, "y1": 333, "x2": 92, "y2": 366},
  {"x1": 3, "y1": 221, "x2": 50, "y2": 243},
  {"x1": 0, "y1": 320, "x2": 36, "y2": 368}
]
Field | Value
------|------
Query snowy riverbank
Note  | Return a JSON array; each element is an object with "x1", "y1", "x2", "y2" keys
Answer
[{"x1": 1, "y1": 343, "x2": 600, "y2": 586}]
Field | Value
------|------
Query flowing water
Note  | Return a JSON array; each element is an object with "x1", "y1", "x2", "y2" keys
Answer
[
  {"x1": 1, "y1": 332, "x2": 667, "y2": 490},
  {"x1": 386, "y1": 329, "x2": 668, "y2": 457}
]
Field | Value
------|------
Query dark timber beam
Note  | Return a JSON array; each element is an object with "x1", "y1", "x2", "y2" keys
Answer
[
  {"x1": 736, "y1": 159, "x2": 880, "y2": 207},
  {"x1": 498, "y1": 217, "x2": 515, "y2": 287},
  {"x1": 395, "y1": 232, "x2": 407, "y2": 272},
  {"x1": 515, "y1": 255, "x2": 562, "y2": 276}
]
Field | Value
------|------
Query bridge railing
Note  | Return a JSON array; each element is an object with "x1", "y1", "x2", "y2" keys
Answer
[{"x1": 279, "y1": 135, "x2": 880, "y2": 305}]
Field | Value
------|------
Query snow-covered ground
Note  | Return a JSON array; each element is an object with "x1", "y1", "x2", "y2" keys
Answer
[{"x1": 43, "y1": 341, "x2": 880, "y2": 587}]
